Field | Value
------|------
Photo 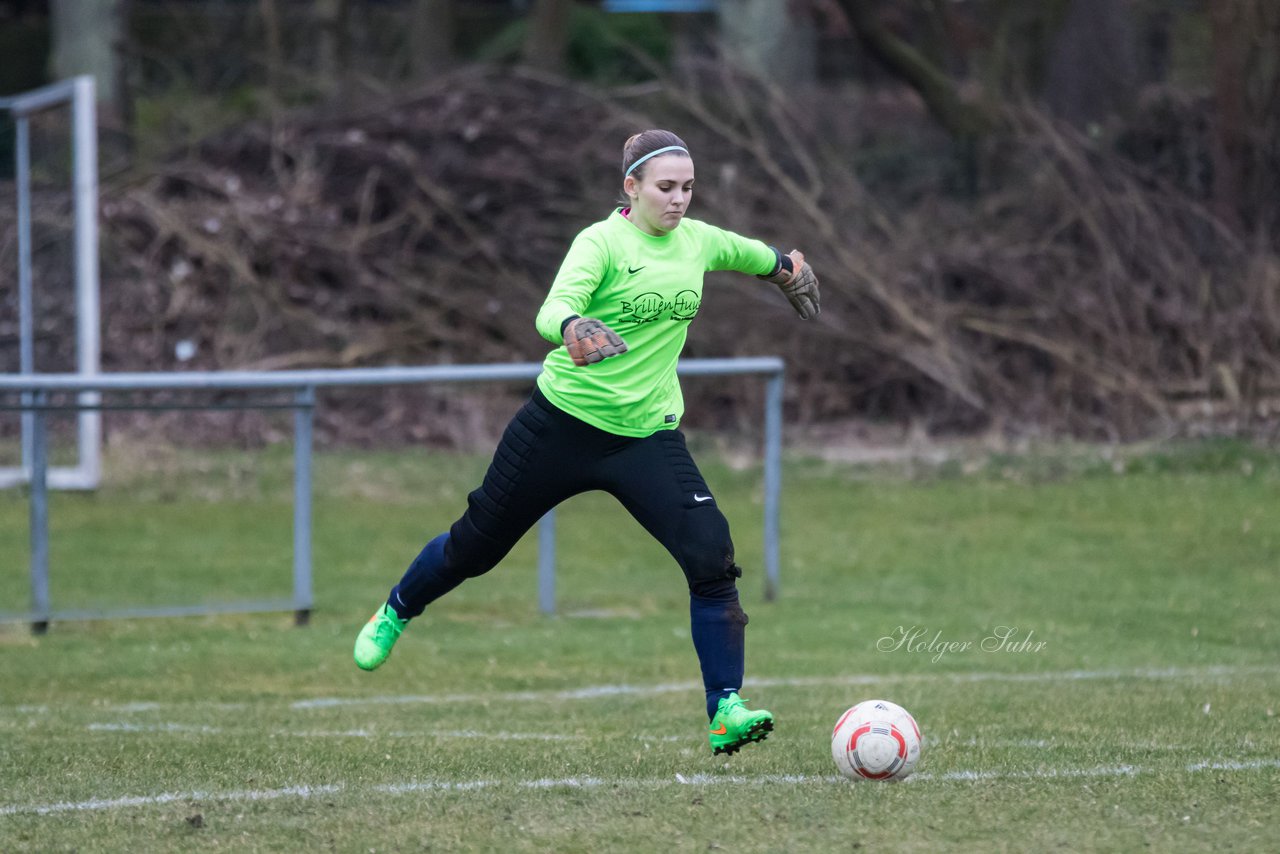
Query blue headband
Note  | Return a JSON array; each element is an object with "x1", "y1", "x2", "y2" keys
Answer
[{"x1": 624, "y1": 145, "x2": 689, "y2": 177}]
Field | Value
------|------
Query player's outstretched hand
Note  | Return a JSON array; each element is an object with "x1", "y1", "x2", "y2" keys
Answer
[
  {"x1": 564, "y1": 317, "x2": 628, "y2": 366},
  {"x1": 764, "y1": 249, "x2": 821, "y2": 319}
]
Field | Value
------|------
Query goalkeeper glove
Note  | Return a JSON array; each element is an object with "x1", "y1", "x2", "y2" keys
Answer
[
  {"x1": 761, "y1": 249, "x2": 820, "y2": 319},
  {"x1": 563, "y1": 317, "x2": 628, "y2": 366}
]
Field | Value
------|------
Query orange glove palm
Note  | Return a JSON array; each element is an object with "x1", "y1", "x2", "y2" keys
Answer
[{"x1": 564, "y1": 317, "x2": 628, "y2": 366}]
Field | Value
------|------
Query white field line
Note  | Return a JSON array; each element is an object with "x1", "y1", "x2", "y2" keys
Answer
[
  {"x1": 289, "y1": 663, "x2": 1280, "y2": 710},
  {"x1": 946, "y1": 738, "x2": 1197, "y2": 750},
  {"x1": 84, "y1": 723, "x2": 1185, "y2": 752},
  {"x1": 3, "y1": 759, "x2": 1279, "y2": 817},
  {"x1": 2, "y1": 663, "x2": 1275, "y2": 718},
  {"x1": 87, "y1": 702, "x2": 252, "y2": 713},
  {"x1": 86, "y1": 722, "x2": 683, "y2": 743}
]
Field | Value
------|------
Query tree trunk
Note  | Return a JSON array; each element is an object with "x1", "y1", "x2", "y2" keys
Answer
[
  {"x1": 523, "y1": 0, "x2": 573, "y2": 75},
  {"x1": 1209, "y1": 0, "x2": 1280, "y2": 236},
  {"x1": 49, "y1": 0, "x2": 124, "y2": 117},
  {"x1": 314, "y1": 0, "x2": 347, "y2": 91},
  {"x1": 260, "y1": 0, "x2": 283, "y2": 104},
  {"x1": 410, "y1": 0, "x2": 455, "y2": 78},
  {"x1": 717, "y1": 0, "x2": 817, "y2": 86},
  {"x1": 836, "y1": 0, "x2": 995, "y2": 140},
  {"x1": 980, "y1": 0, "x2": 1072, "y2": 98},
  {"x1": 1042, "y1": 0, "x2": 1138, "y2": 125}
]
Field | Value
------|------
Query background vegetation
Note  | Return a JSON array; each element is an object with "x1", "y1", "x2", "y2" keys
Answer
[{"x1": 1, "y1": 0, "x2": 1278, "y2": 443}]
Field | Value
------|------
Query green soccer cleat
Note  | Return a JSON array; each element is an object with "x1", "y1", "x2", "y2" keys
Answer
[
  {"x1": 708, "y1": 692, "x2": 774, "y2": 756},
  {"x1": 353, "y1": 603, "x2": 408, "y2": 671}
]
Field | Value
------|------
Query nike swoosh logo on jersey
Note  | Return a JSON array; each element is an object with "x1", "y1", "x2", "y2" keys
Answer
[
  {"x1": 628, "y1": 266, "x2": 645, "y2": 274},
  {"x1": 693, "y1": 494, "x2": 713, "y2": 502}
]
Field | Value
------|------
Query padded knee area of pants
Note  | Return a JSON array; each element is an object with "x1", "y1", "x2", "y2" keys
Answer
[
  {"x1": 679, "y1": 507, "x2": 738, "y2": 585},
  {"x1": 446, "y1": 515, "x2": 505, "y2": 578},
  {"x1": 682, "y1": 543, "x2": 738, "y2": 588}
]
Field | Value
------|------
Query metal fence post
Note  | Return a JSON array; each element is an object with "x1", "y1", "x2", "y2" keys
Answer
[
  {"x1": 763, "y1": 370, "x2": 784, "y2": 601},
  {"x1": 292, "y1": 386, "x2": 315, "y2": 625},
  {"x1": 72, "y1": 76, "x2": 102, "y2": 488},
  {"x1": 29, "y1": 392, "x2": 50, "y2": 634},
  {"x1": 538, "y1": 510, "x2": 556, "y2": 615},
  {"x1": 16, "y1": 115, "x2": 34, "y2": 476}
]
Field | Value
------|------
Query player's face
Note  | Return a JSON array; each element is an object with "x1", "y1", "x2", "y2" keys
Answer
[{"x1": 624, "y1": 156, "x2": 695, "y2": 236}]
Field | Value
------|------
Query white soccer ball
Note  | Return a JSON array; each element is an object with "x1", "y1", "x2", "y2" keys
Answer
[{"x1": 831, "y1": 699, "x2": 922, "y2": 781}]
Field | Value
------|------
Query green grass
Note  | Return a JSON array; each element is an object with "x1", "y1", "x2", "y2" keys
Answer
[{"x1": 1, "y1": 439, "x2": 1278, "y2": 852}]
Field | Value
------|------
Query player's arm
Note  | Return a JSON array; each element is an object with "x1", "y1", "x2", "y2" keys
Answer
[
  {"x1": 701, "y1": 223, "x2": 821, "y2": 320},
  {"x1": 535, "y1": 231, "x2": 628, "y2": 365}
]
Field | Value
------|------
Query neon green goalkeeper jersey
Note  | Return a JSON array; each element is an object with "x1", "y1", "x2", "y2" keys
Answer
[{"x1": 535, "y1": 208, "x2": 777, "y2": 437}]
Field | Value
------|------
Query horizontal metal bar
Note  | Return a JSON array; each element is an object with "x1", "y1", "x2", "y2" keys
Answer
[
  {"x1": 676, "y1": 357, "x2": 784, "y2": 376},
  {"x1": 0, "y1": 400, "x2": 314, "y2": 413},
  {"x1": 0, "y1": 467, "x2": 104, "y2": 490},
  {"x1": 0, "y1": 358, "x2": 784, "y2": 394},
  {"x1": 0, "y1": 363, "x2": 543, "y2": 392},
  {"x1": 0, "y1": 78, "x2": 79, "y2": 116},
  {"x1": 0, "y1": 599, "x2": 300, "y2": 625}
]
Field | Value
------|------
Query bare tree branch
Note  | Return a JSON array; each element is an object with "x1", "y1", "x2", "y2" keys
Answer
[{"x1": 836, "y1": 0, "x2": 998, "y2": 139}]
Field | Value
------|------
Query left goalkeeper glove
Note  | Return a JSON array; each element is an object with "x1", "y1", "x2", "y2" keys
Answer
[{"x1": 761, "y1": 249, "x2": 820, "y2": 319}]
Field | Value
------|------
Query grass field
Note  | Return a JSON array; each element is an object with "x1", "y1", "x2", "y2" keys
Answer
[{"x1": 1, "y1": 437, "x2": 1278, "y2": 852}]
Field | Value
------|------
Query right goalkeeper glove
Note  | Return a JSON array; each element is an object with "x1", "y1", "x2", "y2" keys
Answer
[{"x1": 563, "y1": 317, "x2": 628, "y2": 366}]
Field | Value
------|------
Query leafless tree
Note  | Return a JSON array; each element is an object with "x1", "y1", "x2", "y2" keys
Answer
[
  {"x1": 717, "y1": 0, "x2": 817, "y2": 85},
  {"x1": 523, "y1": 0, "x2": 572, "y2": 74},
  {"x1": 1209, "y1": 0, "x2": 1280, "y2": 236},
  {"x1": 410, "y1": 0, "x2": 456, "y2": 78},
  {"x1": 50, "y1": 0, "x2": 126, "y2": 119}
]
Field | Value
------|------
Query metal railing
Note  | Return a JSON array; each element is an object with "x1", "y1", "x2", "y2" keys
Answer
[{"x1": 0, "y1": 359, "x2": 784, "y2": 631}]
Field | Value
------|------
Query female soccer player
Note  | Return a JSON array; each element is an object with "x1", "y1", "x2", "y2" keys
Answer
[{"x1": 354, "y1": 129, "x2": 820, "y2": 756}]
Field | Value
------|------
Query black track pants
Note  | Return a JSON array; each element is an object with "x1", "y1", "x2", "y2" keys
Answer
[{"x1": 394, "y1": 387, "x2": 741, "y2": 615}]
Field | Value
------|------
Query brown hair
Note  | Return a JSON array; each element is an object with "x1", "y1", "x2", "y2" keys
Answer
[{"x1": 622, "y1": 129, "x2": 691, "y2": 181}]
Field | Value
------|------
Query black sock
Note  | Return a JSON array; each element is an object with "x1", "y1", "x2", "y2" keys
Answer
[
  {"x1": 689, "y1": 588, "x2": 747, "y2": 720},
  {"x1": 388, "y1": 533, "x2": 464, "y2": 620}
]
